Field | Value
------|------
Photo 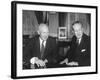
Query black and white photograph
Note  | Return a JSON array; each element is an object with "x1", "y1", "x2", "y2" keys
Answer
[
  {"x1": 11, "y1": 1, "x2": 97, "y2": 79},
  {"x1": 58, "y1": 27, "x2": 67, "y2": 39}
]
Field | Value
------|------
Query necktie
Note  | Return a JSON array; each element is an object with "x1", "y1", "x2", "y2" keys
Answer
[
  {"x1": 41, "y1": 40, "x2": 45, "y2": 59},
  {"x1": 76, "y1": 39, "x2": 79, "y2": 45}
]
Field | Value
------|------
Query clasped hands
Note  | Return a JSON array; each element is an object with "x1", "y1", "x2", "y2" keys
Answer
[
  {"x1": 60, "y1": 58, "x2": 78, "y2": 66},
  {"x1": 30, "y1": 57, "x2": 48, "y2": 68}
]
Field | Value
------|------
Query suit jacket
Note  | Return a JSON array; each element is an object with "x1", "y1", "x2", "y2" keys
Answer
[
  {"x1": 23, "y1": 35, "x2": 58, "y2": 69},
  {"x1": 67, "y1": 33, "x2": 91, "y2": 66}
]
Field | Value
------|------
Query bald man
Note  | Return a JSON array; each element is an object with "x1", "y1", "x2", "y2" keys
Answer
[
  {"x1": 60, "y1": 21, "x2": 90, "y2": 66},
  {"x1": 23, "y1": 23, "x2": 58, "y2": 69}
]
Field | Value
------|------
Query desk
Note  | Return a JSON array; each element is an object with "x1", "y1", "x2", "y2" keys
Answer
[{"x1": 30, "y1": 63, "x2": 78, "y2": 69}]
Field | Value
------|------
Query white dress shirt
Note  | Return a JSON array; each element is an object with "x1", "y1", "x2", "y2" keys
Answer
[
  {"x1": 77, "y1": 38, "x2": 82, "y2": 44},
  {"x1": 39, "y1": 38, "x2": 46, "y2": 50}
]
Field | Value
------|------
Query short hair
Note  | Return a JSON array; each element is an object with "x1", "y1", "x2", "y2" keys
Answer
[
  {"x1": 72, "y1": 21, "x2": 83, "y2": 30},
  {"x1": 72, "y1": 21, "x2": 83, "y2": 27},
  {"x1": 38, "y1": 23, "x2": 48, "y2": 30}
]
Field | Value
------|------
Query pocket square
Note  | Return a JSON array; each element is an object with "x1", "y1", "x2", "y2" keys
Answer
[{"x1": 81, "y1": 49, "x2": 86, "y2": 52}]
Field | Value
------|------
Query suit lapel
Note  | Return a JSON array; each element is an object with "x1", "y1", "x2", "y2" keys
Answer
[
  {"x1": 36, "y1": 37, "x2": 41, "y2": 58},
  {"x1": 78, "y1": 34, "x2": 85, "y2": 51},
  {"x1": 44, "y1": 37, "x2": 50, "y2": 57}
]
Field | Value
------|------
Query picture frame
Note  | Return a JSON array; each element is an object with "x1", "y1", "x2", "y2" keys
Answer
[
  {"x1": 11, "y1": 1, "x2": 98, "y2": 79},
  {"x1": 58, "y1": 27, "x2": 67, "y2": 40}
]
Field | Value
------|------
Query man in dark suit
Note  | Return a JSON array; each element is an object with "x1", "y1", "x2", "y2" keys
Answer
[
  {"x1": 60, "y1": 21, "x2": 90, "y2": 66},
  {"x1": 23, "y1": 23, "x2": 58, "y2": 69}
]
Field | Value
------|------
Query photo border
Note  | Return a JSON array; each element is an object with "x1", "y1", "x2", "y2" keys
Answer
[{"x1": 11, "y1": 1, "x2": 98, "y2": 79}]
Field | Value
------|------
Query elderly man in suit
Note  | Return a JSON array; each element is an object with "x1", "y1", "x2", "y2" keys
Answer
[
  {"x1": 23, "y1": 23, "x2": 58, "y2": 69},
  {"x1": 60, "y1": 21, "x2": 90, "y2": 66}
]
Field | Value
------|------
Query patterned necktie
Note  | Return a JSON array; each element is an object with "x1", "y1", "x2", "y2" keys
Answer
[{"x1": 41, "y1": 40, "x2": 45, "y2": 59}]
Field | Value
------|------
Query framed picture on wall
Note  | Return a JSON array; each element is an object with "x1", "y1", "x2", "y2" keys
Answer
[
  {"x1": 58, "y1": 27, "x2": 67, "y2": 40},
  {"x1": 11, "y1": 1, "x2": 98, "y2": 79}
]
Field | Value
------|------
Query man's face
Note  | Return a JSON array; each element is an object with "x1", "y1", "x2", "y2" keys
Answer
[
  {"x1": 73, "y1": 23, "x2": 83, "y2": 39},
  {"x1": 39, "y1": 26, "x2": 49, "y2": 41}
]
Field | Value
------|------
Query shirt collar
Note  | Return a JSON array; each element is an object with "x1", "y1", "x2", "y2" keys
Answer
[
  {"x1": 77, "y1": 37, "x2": 82, "y2": 44},
  {"x1": 39, "y1": 37, "x2": 46, "y2": 47}
]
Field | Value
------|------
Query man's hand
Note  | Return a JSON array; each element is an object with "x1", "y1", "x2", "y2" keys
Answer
[
  {"x1": 30, "y1": 57, "x2": 45, "y2": 67},
  {"x1": 60, "y1": 58, "x2": 68, "y2": 64},
  {"x1": 67, "y1": 61, "x2": 78, "y2": 66},
  {"x1": 44, "y1": 59, "x2": 48, "y2": 63},
  {"x1": 30, "y1": 57, "x2": 49, "y2": 68},
  {"x1": 36, "y1": 59, "x2": 46, "y2": 67},
  {"x1": 30, "y1": 57, "x2": 38, "y2": 64}
]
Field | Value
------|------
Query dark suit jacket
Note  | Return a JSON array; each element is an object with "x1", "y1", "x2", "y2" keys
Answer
[
  {"x1": 67, "y1": 33, "x2": 91, "y2": 66},
  {"x1": 23, "y1": 35, "x2": 58, "y2": 69}
]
